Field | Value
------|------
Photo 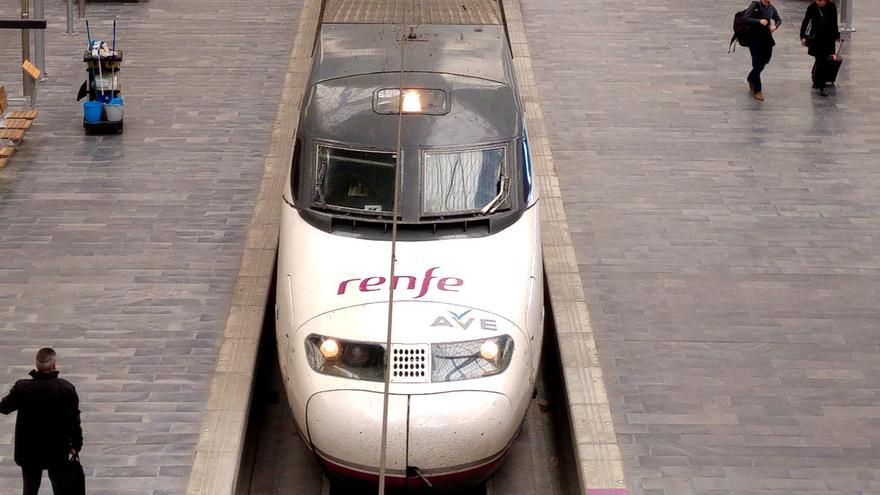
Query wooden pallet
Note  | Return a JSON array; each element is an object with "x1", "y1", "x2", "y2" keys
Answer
[
  {"x1": 0, "y1": 69, "x2": 41, "y2": 171},
  {"x1": 0, "y1": 128, "x2": 26, "y2": 141},
  {"x1": 0, "y1": 84, "x2": 39, "y2": 151},
  {"x1": 0, "y1": 145, "x2": 13, "y2": 169},
  {"x1": 4, "y1": 118, "x2": 32, "y2": 130},
  {"x1": 8, "y1": 109, "x2": 39, "y2": 120}
]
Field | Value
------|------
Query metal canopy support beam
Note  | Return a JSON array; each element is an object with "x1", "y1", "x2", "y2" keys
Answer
[
  {"x1": 21, "y1": 0, "x2": 31, "y2": 99},
  {"x1": 34, "y1": 0, "x2": 46, "y2": 80},
  {"x1": 840, "y1": 0, "x2": 855, "y2": 32},
  {"x1": 0, "y1": 18, "x2": 47, "y2": 29},
  {"x1": 0, "y1": 0, "x2": 47, "y2": 102},
  {"x1": 66, "y1": 0, "x2": 76, "y2": 34}
]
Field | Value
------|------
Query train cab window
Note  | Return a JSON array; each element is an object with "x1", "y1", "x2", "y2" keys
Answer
[
  {"x1": 291, "y1": 138, "x2": 302, "y2": 201},
  {"x1": 520, "y1": 136, "x2": 532, "y2": 203},
  {"x1": 423, "y1": 147, "x2": 507, "y2": 215},
  {"x1": 316, "y1": 145, "x2": 396, "y2": 212}
]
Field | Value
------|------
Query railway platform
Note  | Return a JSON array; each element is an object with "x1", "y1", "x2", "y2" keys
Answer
[
  {"x1": 523, "y1": 0, "x2": 880, "y2": 494},
  {"x1": 0, "y1": 0, "x2": 303, "y2": 493},
  {"x1": 1, "y1": 0, "x2": 880, "y2": 494}
]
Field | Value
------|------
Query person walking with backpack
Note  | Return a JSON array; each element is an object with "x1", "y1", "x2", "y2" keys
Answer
[
  {"x1": 1, "y1": 348, "x2": 83, "y2": 495},
  {"x1": 743, "y1": 0, "x2": 782, "y2": 101},
  {"x1": 800, "y1": 0, "x2": 841, "y2": 96}
]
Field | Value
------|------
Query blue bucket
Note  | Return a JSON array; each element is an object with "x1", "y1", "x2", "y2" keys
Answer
[{"x1": 83, "y1": 101, "x2": 103, "y2": 123}]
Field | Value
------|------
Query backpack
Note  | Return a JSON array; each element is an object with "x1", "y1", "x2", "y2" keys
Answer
[{"x1": 729, "y1": 3, "x2": 756, "y2": 53}]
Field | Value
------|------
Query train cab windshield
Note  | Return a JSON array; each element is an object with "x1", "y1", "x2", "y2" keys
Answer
[
  {"x1": 313, "y1": 143, "x2": 511, "y2": 220},
  {"x1": 317, "y1": 146, "x2": 396, "y2": 213},
  {"x1": 422, "y1": 147, "x2": 506, "y2": 216},
  {"x1": 292, "y1": 23, "x2": 530, "y2": 238}
]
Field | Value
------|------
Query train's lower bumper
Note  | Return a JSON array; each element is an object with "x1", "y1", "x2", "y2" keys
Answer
[
  {"x1": 306, "y1": 389, "x2": 516, "y2": 489},
  {"x1": 315, "y1": 445, "x2": 509, "y2": 490}
]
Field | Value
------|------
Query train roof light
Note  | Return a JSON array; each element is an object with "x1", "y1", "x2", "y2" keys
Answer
[
  {"x1": 373, "y1": 88, "x2": 449, "y2": 115},
  {"x1": 401, "y1": 90, "x2": 422, "y2": 113}
]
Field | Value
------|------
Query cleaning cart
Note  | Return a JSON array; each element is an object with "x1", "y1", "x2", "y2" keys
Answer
[{"x1": 81, "y1": 20, "x2": 124, "y2": 134}]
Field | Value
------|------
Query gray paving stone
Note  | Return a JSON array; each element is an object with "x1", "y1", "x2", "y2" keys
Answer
[
  {"x1": 522, "y1": 0, "x2": 880, "y2": 493},
  {"x1": 0, "y1": 0, "x2": 302, "y2": 492}
]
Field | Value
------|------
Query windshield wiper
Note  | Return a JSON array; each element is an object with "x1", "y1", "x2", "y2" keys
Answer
[
  {"x1": 480, "y1": 175, "x2": 510, "y2": 215},
  {"x1": 314, "y1": 159, "x2": 327, "y2": 204}
]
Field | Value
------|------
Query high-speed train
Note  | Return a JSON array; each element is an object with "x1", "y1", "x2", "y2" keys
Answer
[{"x1": 275, "y1": 20, "x2": 542, "y2": 490}]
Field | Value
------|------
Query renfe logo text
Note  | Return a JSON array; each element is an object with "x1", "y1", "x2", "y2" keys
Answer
[{"x1": 337, "y1": 267, "x2": 463, "y2": 299}]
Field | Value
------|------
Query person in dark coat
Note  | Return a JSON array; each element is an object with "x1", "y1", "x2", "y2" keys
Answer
[
  {"x1": 800, "y1": 0, "x2": 841, "y2": 96},
  {"x1": 1, "y1": 348, "x2": 83, "y2": 495},
  {"x1": 743, "y1": 0, "x2": 782, "y2": 101}
]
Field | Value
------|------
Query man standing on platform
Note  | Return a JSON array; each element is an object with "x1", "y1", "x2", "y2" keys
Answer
[
  {"x1": 743, "y1": 0, "x2": 782, "y2": 101},
  {"x1": 1, "y1": 348, "x2": 83, "y2": 495}
]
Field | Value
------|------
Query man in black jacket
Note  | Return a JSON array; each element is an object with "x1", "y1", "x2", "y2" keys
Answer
[
  {"x1": 1, "y1": 348, "x2": 83, "y2": 495},
  {"x1": 743, "y1": 0, "x2": 783, "y2": 101}
]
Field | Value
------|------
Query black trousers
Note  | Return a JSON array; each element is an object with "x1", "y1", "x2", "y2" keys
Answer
[
  {"x1": 747, "y1": 41, "x2": 773, "y2": 92},
  {"x1": 811, "y1": 51, "x2": 833, "y2": 87},
  {"x1": 21, "y1": 465, "x2": 66, "y2": 495}
]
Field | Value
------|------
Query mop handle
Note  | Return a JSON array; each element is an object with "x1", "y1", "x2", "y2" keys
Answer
[{"x1": 97, "y1": 53, "x2": 105, "y2": 96}]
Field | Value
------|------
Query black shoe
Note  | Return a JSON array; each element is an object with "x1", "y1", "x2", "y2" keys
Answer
[
  {"x1": 812, "y1": 83, "x2": 820, "y2": 89},
  {"x1": 819, "y1": 87, "x2": 828, "y2": 97}
]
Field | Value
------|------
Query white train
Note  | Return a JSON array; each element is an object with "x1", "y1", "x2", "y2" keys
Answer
[{"x1": 275, "y1": 21, "x2": 542, "y2": 490}]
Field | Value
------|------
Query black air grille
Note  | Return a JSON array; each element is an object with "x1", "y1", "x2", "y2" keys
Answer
[{"x1": 390, "y1": 344, "x2": 431, "y2": 383}]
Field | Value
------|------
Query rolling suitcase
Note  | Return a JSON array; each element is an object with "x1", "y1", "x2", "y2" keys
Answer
[{"x1": 814, "y1": 40, "x2": 844, "y2": 86}]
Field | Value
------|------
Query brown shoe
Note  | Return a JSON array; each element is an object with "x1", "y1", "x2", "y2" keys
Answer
[{"x1": 753, "y1": 91, "x2": 764, "y2": 101}]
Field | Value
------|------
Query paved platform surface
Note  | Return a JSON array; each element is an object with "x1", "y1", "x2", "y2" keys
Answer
[
  {"x1": 521, "y1": 0, "x2": 880, "y2": 494},
  {"x1": 0, "y1": 1, "x2": 301, "y2": 493},
  {"x1": 2, "y1": 0, "x2": 879, "y2": 494}
]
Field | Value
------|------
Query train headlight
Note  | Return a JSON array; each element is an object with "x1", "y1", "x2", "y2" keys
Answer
[
  {"x1": 431, "y1": 336, "x2": 514, "y2": 382},
  {"x1": 305, "y1": 335, "x2": 385, "y2": 382},
  {"x1": 319, "y1": 338, "x2": 340, "y2": 359},
  {"x1": 479, "y1": 340, "x2": 499, "y2": 361}
]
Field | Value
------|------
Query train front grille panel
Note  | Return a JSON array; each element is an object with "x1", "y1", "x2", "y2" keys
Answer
[{"x1": 390, "y1": 343, "x2": 431, "y2": 383}]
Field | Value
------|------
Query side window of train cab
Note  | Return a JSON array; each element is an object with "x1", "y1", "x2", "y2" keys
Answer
[
  {"x1": 291, "y1": 138, "x2": 302, "y2": 201},
  {"x1": 521, "y1": 136, "x2": 532, "y2": 204}
]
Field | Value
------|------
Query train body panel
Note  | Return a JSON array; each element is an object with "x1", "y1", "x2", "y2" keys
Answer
[
  {"x1": 407, "y1": 391, "x2": 517, "y2": 472},
  {"x1": 313, "y1": 24, "x2": 512, "y2": 87},
  {"x1": 302, "y1": 72, "x2": 519, "y2": 150},
  {"x1": 307, "y1": 391, "x2": 409, "y2": 475},
  {"x1": 278, "y1": 203, "x2": 540, "y2": 330}
]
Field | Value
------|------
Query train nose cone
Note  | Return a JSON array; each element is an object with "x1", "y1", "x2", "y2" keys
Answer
[
  {"x1": 306, "y1": 390, "x2": 408, "y2": 478},
  {"x1": 408, "y1": 391, "x2": 516, "y2": 482},
  {"x1": 307, "y1": 390, "x2": 518, "y2": 486}
]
